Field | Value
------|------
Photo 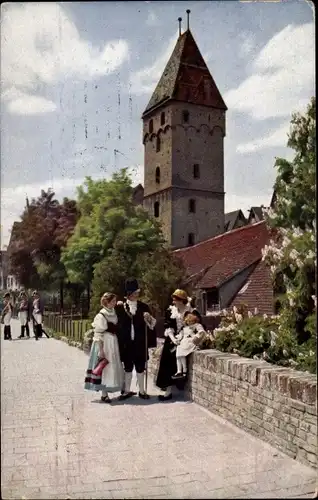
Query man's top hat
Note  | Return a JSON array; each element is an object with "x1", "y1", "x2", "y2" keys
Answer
[{"x1": 125, "y1": 278, "x2": 140, "y2": 296}]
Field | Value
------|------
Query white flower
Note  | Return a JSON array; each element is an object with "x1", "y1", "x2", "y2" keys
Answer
[
  {"x1": 311, "y1": 295, "x2": 317, "y2": 307},
  {"x1": 253, "y1": 354, "x2": 260, "y2": 360},
  {"x1": 262, "y1": 351, "x2": 269, "y2": 360},
  {"x1": 290, "y1": 249, "x2": 300, "y2": 261},
  {"x1": 254, "y1": 308, "x2": 259, "y2": 315},
  {"x1": 247, "y1": 310, "x2": 253, "y2": 318},
  {"x1": 283, "y1": 349, "x2": 288, "y2": 356},
  {"x1": 289, "y1": 298, "x2": 295, "y2": 307},
  {"x1": 259, "y1": 335, "x2": 264, "y2": 342},
  {"x1": 309, "y1": 350, "x2": 315, "y2": 356},
  {"x1": 263, "y1": 314, "x2": 268, "y2": 319},
  {"x1": 235, "y1": 313, "x2": 243, "y2": 323},
  {"x1": 233, "y1": 306, "x2": 238, "y2": 313},
  {"x1": 270, "y1": 339, "x2": 276, "y2": 348}
]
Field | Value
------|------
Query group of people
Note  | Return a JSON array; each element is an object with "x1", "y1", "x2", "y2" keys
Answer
[
  {"x1": 84, "y1": 278, "x2": 206, "y2": 403},
  {"x1": 1, "y1": 290, "x2": 44, "y2": 341}
]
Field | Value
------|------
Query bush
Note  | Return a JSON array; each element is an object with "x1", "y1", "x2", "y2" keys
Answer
[{"x1": 212, "y1": 305, "x2": 316, "y2": 373}]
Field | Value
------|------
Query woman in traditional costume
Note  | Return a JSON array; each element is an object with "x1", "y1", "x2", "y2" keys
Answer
[
  {"x1": 84, "y1": 292, "x2": 124, "y2": 403},
  {"x1": 155, "y1": 289, "x2": 193, "y2": 401}
]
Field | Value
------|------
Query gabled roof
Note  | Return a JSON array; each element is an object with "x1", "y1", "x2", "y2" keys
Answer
[
  {"x1": 224, "y1": 209, "x2": 246, "y2": 232},
  {"x1": 231, "y1": 259, "x2": 274, "y2": 316},
  {"x1": 143, "y1": 29, "x2": 227, "y2": 116},
  {"x1": 174, "y1": 221, "x2": 270, "y2": 289},
  {"x1": 248, "y1": 206, "x2": 264, "y2": 222}
]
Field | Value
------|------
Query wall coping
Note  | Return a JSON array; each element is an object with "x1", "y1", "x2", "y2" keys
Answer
[
  {"x1": 190, "y1": 349, "x2": 317, "y2": 405},
  {"x1": 150, "y1": 344, "x2": 317, "y2": 406}
]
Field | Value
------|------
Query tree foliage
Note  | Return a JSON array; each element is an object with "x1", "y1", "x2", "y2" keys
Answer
[
  {"x1": 62, "y1": 169, "x2": 167, "y2": 308},
  {"x1": 262, "y1": 97, "x2": 316, "y2": 347},
  {"x1": 8, "y1": 189, "x2": 78, "y2": 290}
]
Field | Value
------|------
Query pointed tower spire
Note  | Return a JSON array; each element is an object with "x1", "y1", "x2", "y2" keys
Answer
[
  {"x1": 178, "y1": 17, "x2": 182, "y2": 37},
  {"x1": 186, "y1": 9, "x2": 190, "y2": 30},
  {"x1": 26, "y1": 196, "x2": 30, "y2": 209},
  {"x1": 142, "y1": 24, "x2": 227, "y2": 116}
]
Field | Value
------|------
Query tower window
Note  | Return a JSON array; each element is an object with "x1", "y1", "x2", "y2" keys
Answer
[
  {"x1": 149, "y1": 119, "x2": 153, "y2": 134},
  {"x1": 155, "y1": 166, "x2": 160, "y2": 184},
  {"x1": 188, "y1": 233, "x2": 195, "y2": 246},
  {"x1": 160, "y1": 112, "x2": 165, "y2": 126},
  {"x1": 193, "y1": 164, "x2": 200, "y2": 179},
  {"x1": 189, "y1": 199, "x2": 196, "y2": 213},
  {"x1": 154, "y1": 201, "x2": 160, "y2": 218},
  {"x1": 182, "y1": 110, "x2": 189, "y2": 123},
  {"x1": 156, "y1": 135, "x2": 161, "y2": 152}
]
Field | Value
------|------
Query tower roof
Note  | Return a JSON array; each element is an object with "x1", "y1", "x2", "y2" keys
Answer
[{"x1": 143, "y1": 29, "x2": 227, "y2": 117}]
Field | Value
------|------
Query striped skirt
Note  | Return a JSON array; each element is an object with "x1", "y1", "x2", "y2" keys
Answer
[{"x1": 84, "y1": 336, "x2": 124, "y2": 393}]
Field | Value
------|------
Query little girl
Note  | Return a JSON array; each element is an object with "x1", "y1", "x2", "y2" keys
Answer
[
  {"x1": 172, "y1": 310, "x2": 205, "y2": 379},
  {"x1": 1, "y1": 293, "x2": 13, "y2": 340}
]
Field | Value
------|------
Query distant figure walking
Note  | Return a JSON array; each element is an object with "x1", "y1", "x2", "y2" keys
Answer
[
  {"x1": 1, "y1": 293, "x2": 13, "y2": 340},
  {"x1": 85, "y1": 292, "x2": 124, "y2": 403},
  {"x1": 32, "y1": 291, "x2": 44, "y2": 341},
  {"x1": 18, "y1": 291, "x2": 30, "y2": 338}
]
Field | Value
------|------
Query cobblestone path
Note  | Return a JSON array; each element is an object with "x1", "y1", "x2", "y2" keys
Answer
[{"x1": 1, "y1": 320, "x2": 316, "y2": 499}]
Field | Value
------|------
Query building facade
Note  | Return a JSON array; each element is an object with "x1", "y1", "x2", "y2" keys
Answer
[{"x1": 142, "y1": 26, "x2": 227, "y2": 249}]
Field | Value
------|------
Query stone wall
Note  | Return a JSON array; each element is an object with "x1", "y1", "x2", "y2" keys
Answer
[{"x1": 148, "y1": 344, "x2": 317, "y2": 469}]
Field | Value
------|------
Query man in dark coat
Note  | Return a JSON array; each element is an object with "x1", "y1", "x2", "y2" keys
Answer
[{"x1": 116, "y1": 278, "x2": 157, "y2": 400}]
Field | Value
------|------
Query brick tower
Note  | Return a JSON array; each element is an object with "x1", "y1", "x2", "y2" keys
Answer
[{"x1": 142, "y1": 13, "x2": 227, "y2": 249}]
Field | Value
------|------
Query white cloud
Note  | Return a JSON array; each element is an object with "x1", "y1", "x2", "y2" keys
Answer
[
  {"x1": 1, "y1": 165, "x2": 143, "y2": 248},
  {"x1": 236, "y1": 121, "x2": 290, "y2": 154},
  {"x1": 2, "y1": 87, "x2": 57, "y2": 115},
  {"x1": 1, "y1": 3, "x2": 129, "y2": 115},
  {"x1": 130, "y1": 30, "x2": 179, "y2": 94},
  {"x1": 225, "y1": 23, "x2": 315, "y2": 120}
]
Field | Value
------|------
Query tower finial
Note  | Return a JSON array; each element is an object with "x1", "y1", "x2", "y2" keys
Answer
[
  {"x1": 186, "y1": 9, "x2": 190, "y2": 30},
  {"x1": 178, "y1": 17, "x2": 182, "y2": 36}
]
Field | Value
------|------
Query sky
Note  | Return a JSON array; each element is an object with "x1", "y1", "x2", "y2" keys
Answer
[{"x1": 0, "y1": 0, "x2": 315, "y2": 248}]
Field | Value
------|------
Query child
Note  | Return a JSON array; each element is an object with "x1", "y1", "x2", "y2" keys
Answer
[
  {"x1": 172, "y1": 310, "x2": 205, "y2": 379},
  {"x1": 1, "y1": 293, "x2": 13, "y2": 340}
]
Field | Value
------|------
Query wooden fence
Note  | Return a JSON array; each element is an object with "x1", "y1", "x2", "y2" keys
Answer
[
  {"x1": 44, "y1": 314, "x2": 91, "y2": 342},
  {"x1": 44, "y1": 313, "x2": 221, "y2": 342}
]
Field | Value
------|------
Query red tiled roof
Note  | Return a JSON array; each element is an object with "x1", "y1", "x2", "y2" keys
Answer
[
  {"x1": 174, "y1": 221, "x2": 270, "y2": 289},
  {"x1": 231, "y1": 259, "x2": 274, "y2": 316}
]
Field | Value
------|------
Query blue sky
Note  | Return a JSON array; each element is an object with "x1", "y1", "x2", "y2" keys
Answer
[{"x1": 1, "y1": 1, "x2": 314, "y2": 248}]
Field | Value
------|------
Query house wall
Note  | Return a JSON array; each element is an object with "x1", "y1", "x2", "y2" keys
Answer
[{"x1": 217, "y1": 263, "x2": 257, "y2": 309}]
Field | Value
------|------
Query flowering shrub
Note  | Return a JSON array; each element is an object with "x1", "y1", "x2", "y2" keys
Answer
[
  {"x1": 210, "y1": 99, "x2": 316, "y2": 373},
  {"x1": 211, "y1": 305, "x2": 315, "y2": 373}
]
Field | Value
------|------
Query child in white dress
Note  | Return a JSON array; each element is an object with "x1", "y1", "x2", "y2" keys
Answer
[{"x1": 172, "y1": 310, "x2": 205, "y2": 379}]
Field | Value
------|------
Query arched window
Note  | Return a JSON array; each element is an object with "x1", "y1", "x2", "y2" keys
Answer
[
  {"x1": 189, "y1": 199, "x2": 196, "y2": 213},
  {"x1": 154, "y1": 201, "x2": 160, "y2": 218},
  {"x1": 160, "y1": 112, "x2": 165, "y2": 126},
  {"x1": 193, "y1": 164, "x2": 200, "y2": 179},
  {"x1": 156, "y1": 135, "x2": 161, "y2": 152},
  {"x1": 188, "y1": 233, "x2": 195, "y2": 246},
  {"x1": 155, "y1": 167, "x2": 160, "y2": 184},
  {"x1": 182, "y1": 110, "x2": 189, "y2": 123},
  {"x1": 149, "y1": 119, "x2": 153, "y2": 134}
]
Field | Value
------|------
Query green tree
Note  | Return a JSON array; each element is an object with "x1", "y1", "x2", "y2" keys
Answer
[
  {"x1": 62, "y1": 169, "x2": 166, "y2": 312},
  {"x1": 8, "y1": 190, "x2": 78, "y2": 298}
]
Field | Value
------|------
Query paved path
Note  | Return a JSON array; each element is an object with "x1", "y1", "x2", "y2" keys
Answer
[{"x1": 1, "y1": 320, "x2": 316, "y2": 500}]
